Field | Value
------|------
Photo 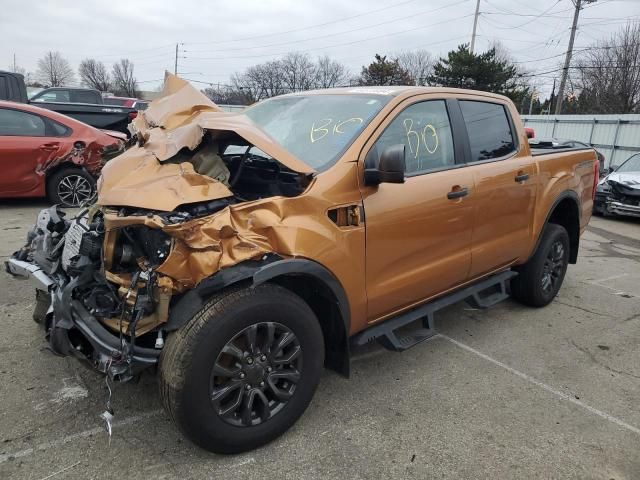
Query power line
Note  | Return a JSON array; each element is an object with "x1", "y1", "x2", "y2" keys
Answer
[
  {"x1": 184, "y1": 0, "x2": 427, "y2": 46},
  {"x1": 184, "y1": 13, "x2": 475, "y2": 61},
  {"x1": 183, "y1": 0, "x2": 469, "y2": 54}
]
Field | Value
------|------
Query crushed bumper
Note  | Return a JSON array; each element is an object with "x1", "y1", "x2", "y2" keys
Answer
[
  {"x1": 608, "y1": 201, "x2": 640, "y2": 218},
  {"x1": 5, "y1": 258, "x2": 54, "y2": 291},
  {"x1": 5, "y1": 258, "x2": 160, "y2": 381}
]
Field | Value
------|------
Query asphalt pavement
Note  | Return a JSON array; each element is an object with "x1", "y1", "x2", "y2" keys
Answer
[{"x1": 1, "y1": 200, "x2": 639, "y2": 479}]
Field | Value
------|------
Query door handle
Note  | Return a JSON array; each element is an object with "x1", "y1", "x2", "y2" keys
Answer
[
  {"x1": 515, "y1": 173, "x2": 529, "y2": 182},
  {"x1": 39, "y1": 143, "x2": 59, "y2": 151},
  {"x1": 447, "y1": 187, "x2": 469, "y2": 200}
]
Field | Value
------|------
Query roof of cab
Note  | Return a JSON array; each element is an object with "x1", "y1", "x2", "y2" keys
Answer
[{"x1": 281, "y1": 85, "x2": 512, "y2": 103}]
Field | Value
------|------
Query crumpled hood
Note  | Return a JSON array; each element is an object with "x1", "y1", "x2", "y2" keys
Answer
[
  {"x1": 98, "y1": 73, "x2": 314, "y2": 211},
  {"x1": 607, "y1": 172, "x2": 640, "y2": 189}
]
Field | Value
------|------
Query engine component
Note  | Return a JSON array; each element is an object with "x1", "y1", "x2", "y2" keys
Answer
[{"x1": 84, "y1": 285, "x2": 121, "y2": 317}]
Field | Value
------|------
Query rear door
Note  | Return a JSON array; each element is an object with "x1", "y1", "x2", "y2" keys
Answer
[
  {"x1": 0, "y1": 107, "x2": 67, "y2": 196},
  {"x1": 457, "y1": 98, "x2": 537, "y2": 277},
  {"x1": 360, "y1": 96, "x2": 476, "y2": 322}
]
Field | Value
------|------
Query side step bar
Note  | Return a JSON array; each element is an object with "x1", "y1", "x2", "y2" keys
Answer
[{"x1": 351, "y1": 270, "x2": 518, "y2": 352}]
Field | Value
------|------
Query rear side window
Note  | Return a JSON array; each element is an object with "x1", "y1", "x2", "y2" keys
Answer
[
  {"x1": 460, "y1": 101, "x2": 516, "y2": 161},
  {"x1": 0, "y1": 108, "x2": 46, "y2": 136},
  {"x1": 71, "y1": 90, "x2": 99, "y2": 104},
  {"x1": 370, "y1": 100, "x2": 455, "y2": 175},
  {"x1": 104, "y1": 97, "x2": 127, "y2": 106},
  {"x1": 47, "y1": 118, "x2": 71, "y2": 136}
]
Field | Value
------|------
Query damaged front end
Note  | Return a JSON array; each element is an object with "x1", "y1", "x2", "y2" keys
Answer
[
  {"x1": 605, "y1": 176, "x2": 640, "y2": 217},
  {"x1": 6, "y1": 73, "x2": 318, "y2": 381},
  {"x1": 6, "y1": 206, "x2": 169, "y2": 381}
]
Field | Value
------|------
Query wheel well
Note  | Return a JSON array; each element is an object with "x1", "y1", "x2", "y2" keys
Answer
[
  {"x1": 43, "y1": 162, "x2": 84, "y2": 194},
  {"x1": 267, "y1": 274, "x2": 350, "y2": 377},
  {"x1": 547, "y1": 197, "x2": 580, "y2": 264}
]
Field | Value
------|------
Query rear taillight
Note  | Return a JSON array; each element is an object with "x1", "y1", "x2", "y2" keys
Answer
[
  {"x1": 592, "y1": 157, "x2": 599, "y2": 200},
  {"x1": 128, "y1": 111, "x2": 138, "y2": 121}
]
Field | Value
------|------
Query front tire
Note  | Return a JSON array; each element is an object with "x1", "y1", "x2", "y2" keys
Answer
[
  {"x1": 159, "y1": 284, "x2": 324, "y2": 454},
  {"x1": 511, "y1": 223, "x2": 570, "y2": 307}
]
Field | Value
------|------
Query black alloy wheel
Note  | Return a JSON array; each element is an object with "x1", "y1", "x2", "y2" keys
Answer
[
  {"x1": 211, "y1": 322, "x2": 303, "y2": 427},
  {"x1": 541, "y1": 240, "x2": 566, "y2": 294}
]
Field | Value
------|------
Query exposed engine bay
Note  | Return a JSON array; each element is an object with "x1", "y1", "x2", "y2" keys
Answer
[{"x1": 6, "y1": 73, "x2": 322, "y2": 382}]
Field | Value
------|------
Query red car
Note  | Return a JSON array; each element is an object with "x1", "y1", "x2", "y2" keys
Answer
[
  {"x1": 103, "y1": 96, "x2": 149, "y2": 110},
  {"x1": 0, "y1": 101, "x2": 126, "y2": 207}
]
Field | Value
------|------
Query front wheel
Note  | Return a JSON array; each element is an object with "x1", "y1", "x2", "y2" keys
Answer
[
  {"x1": 511, "y1": 223, "x2": 570, "y2": 307},
  {"x1": 159, "y1": 284, "x2": 324, "y2": 454}
]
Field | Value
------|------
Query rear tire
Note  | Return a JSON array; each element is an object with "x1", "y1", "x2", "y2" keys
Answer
[
  {"x1": 159, "y1": 284, "x2": 324, "y2": 454},
  {"x1": 511, "y1": 224, "x2": 569, "y2": 308},
  {"x1": 46, "y1": 167, "x2": 96, "y2": 207}
]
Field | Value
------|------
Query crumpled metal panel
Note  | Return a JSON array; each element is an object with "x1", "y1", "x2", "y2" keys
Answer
[{"x1": 98, "y1": 73, "x2": 314, "y2": 211}]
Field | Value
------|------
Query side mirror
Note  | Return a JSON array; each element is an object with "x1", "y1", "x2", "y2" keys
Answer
[{"x1": 364, "y1": 144, "x2": 406, "y2": 186}]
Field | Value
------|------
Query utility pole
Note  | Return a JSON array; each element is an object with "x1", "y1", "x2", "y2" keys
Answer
[
  {"x1": 13, "y1": 53, "x2": 16, "y2": 72},
  {"x1": 555, "y1": 0, "x2": 596, "y2": 114},
  {"x1": 528, "y1": 88, "x2": 537, "y2": 115},
  {"x1": 470, "y1": 0, "x2": 481, "y2": 54},
  {"x1": 174, "y1": 43, "x2": 179, "y2": 75}
]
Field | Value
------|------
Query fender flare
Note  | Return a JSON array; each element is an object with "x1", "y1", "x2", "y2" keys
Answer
[
  {"x1": 528, "y1": 190, "x2": 581, "y2": 264},
  {"x1": 165, "y1": 255, "x2": 351, "y2": 338}
]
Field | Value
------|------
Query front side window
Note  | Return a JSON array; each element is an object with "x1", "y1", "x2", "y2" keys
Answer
[
  {"x1": 370, "y1": 100, "x2": 455, "y2": 175},
  {"x1": 32, "y1": 90, "x2": 70, "y2": 103},
  {"x1": 460, "y1": 101, "x2": 516, "y2": 162},
  {"x1": 0, "y1": 108, "x2": 46, "y2": 136},
  {"x1": 71, "y1": 90, "x2": 98, "y2": 104}
]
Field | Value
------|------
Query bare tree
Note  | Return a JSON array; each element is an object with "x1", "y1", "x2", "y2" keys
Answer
[
  {"x1": 36, "y1": 51, "x2": 74, "y2": 87},
  {"x1": 230, "y1": 53, "x2": 351, "y2": 102},
  {"x1": 280, "y1": 52, "x2": 317, "y2": 92},
  {"x1": 396, "y1": 50, "x2": 433, "y2": 86},
  {"x1": 232, "y1": 60, "x2": 287, "y2": 101},
  {"x1": 79, "y1": 59, "x2": 111, "y2": 91},
  {"x1": 315, "y1": 55, "x2": 349, "y2": 88},
  {"x1": 575, "y1": 23, "x2": 640, "y2": 114},
  {"x1": 111, "y1": 59, "x2": 138, "y2": 97}
]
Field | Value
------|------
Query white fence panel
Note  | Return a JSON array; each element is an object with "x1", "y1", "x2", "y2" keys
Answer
[{"x1": 521, "y1": 114, "x2": 640, "y2": 168}]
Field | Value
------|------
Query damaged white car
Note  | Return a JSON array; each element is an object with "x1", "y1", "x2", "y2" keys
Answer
[{"x1": 595, "y1": 153, "x2": 640, "y2": 217}]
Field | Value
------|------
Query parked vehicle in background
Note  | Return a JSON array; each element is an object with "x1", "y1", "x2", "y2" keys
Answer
[
  {"x1": 31, "y1": 87, "x2": 104, "y2": 104},
  {"x1": 0, "y1": 70, "x2": 28, "y2": 103},
  {"x1": 103, "y1": 96, "x2": 149, "y2": 110},
  {"x1": 594, "y1": 153, "x2": 640, "y2": 217},
  {"x1": 0, "y1": 101, "x2": 125, "y2": 206},
  {"x1": 0, "y1": 72, "x2": 137, "y2": 135},
  {"x1": 7, "y1": 77, "x2": 599, "y2": 454}
]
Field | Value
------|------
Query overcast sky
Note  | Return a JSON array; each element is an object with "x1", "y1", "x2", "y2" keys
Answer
[{"x1": 1, "y1": 0, "x2": 639, "y2": 97}]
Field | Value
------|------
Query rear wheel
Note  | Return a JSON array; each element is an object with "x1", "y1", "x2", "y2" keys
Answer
[
  {"x1": 159, "y1": 284, "x2": 324, "y2": 454},
  {"x1": 46, "y1": 167, "x2": 96, "y2": 207},
  {"x1": 511, "y1": 223, "x2": 570, "y2": 307}
]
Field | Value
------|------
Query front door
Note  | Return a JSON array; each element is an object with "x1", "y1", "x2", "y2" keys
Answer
[{"x1": 360, "y1": 97, "x2": 475, "y2": 322}]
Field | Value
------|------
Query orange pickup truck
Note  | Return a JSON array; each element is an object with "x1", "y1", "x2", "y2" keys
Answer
[{"x1": 7, "y1": 76, "x2": 599, "y2": 453}]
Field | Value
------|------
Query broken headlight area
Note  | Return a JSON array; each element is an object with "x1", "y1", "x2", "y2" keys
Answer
[{"x1": 7, "y1": 206, "x2": 173, "y2": 381}]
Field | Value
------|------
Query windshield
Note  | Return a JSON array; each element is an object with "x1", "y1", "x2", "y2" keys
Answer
[
  {"x1": 616, "y1": 154, "x2": 640, "y2": 173},
  {"x1": 244, "y1": 94, "x2": 390, "y2": 171}
]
